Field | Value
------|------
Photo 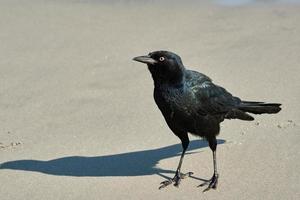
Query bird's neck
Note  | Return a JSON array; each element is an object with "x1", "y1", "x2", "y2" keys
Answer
[{"x1": 153, "y1": 69, "x2": 185, "y2": 88}]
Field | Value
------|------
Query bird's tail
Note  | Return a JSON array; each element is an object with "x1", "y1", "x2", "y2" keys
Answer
[{"x1": 238, "y1": 101, "x2": 282, "y2": 115}]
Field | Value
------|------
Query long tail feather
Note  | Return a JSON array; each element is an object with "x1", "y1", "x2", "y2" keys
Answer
[{"x1": 238, "y1": 101, "x2": 281, "y2": 114}]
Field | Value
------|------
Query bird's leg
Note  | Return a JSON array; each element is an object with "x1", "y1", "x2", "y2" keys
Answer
[
  {"x1": 159, "y1": 148, "x2": 193, "y2": 189},
  {"x1": 159, "y1": 136, "x2": 193, "y2": 189},
  {"x1": 199, "y1": 138, "x2": 219, "y2": 192}
]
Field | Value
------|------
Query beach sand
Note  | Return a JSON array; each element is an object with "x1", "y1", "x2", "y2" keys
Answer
[{"x1": 0, "y1": 0, "x2": 299, "y2": 199}]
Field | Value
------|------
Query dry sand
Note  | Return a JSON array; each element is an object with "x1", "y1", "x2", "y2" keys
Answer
[{"x1": 0, "y1": 0, "x2": 299, "y2": 199}]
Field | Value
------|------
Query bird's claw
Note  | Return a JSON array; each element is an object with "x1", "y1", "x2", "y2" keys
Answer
[
  {"x1": 159, "y1": 172, "x2": 193, "y2": 189},
  {"x1": 198, "y1": 173, "x2": 219, "y2": 192}
]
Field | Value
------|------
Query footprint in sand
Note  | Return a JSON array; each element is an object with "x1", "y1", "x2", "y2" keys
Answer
[{"x1": 277, "y1": 120, "x2": 297, "y2": 129}]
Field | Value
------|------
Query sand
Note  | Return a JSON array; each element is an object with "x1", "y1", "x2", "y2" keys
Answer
[{"x1": 0, "y1": 0, "x2": 299, "y2": 199}]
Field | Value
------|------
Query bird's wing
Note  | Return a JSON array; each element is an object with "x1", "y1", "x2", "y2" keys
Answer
[
  {"x1": 185, "y1": 70, "x2": 243, "y2": 117},
  {"x1": 194, "y1": 82, "x2": 240, "y2": 115}
]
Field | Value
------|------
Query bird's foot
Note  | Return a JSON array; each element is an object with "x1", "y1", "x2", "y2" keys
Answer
[
  {"x1": 159, "y1": 172, "x2": 193, "y2": 189},
  {"x1": 198, "y1": 173, "x2": 219, "y2": 192}
]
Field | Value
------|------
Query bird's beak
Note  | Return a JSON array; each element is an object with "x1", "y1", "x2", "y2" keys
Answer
[{"x1": 133, "y1": 55, "x2": 157, "y2": 65}]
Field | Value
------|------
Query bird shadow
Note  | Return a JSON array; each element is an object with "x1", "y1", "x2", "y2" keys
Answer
[{"x1": 0, "y1": 139, "x2": 225, "y2": 179}]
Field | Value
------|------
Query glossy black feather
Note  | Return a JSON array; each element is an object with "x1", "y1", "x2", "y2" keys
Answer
[
  {"x1": 133, "y1": 50, "x2": 281, "y2": 190},
  {"x1": 145, "y1": 51, "x2": 281, "y2": 138}
]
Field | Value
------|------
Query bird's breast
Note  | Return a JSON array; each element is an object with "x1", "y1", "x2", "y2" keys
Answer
[{"x1": 154, "y1": 85, "x2": 198, "y2": 118}]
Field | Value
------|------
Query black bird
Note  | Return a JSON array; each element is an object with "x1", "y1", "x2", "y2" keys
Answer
[{"x1": 133, "y1": 51, "x2": 281, "y2": 192}]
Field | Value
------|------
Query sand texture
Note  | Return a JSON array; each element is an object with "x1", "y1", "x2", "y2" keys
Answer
[{"x1": 0, "y1": 0, "x2": 299, "y2": 199}]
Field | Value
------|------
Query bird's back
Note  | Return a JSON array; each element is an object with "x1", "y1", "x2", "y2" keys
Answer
[
  {"x1": 184, "y1": 69, "x2": 212, "y2": 87},
  {"x1": 184, "y1": 70, "x2": 256, "y2": 121}
]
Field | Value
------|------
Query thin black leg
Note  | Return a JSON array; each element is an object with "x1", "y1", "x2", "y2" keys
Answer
[
  {"x1": 159, "y1": 134, "x2": 193, "y2": 189},
  {"x1": 175, "y1": 136, "x2": 189, "y2": 175},
  {"x1": 199, "y1": 137, "x2": 219, "y2": 192}
]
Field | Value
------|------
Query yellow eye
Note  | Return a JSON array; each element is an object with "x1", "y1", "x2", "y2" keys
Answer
[{"x1": 159, "y1": 57, "x2": 165, "y2": 61}]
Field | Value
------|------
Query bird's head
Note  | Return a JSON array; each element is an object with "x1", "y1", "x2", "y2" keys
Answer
[{"x1": 133, "y1": 51, "x2": 185, "y2": 85}]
